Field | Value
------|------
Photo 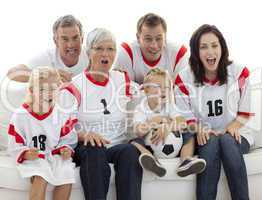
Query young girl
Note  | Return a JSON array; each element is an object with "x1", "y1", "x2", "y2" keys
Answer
[
  {"x1": 134, "y1": 68, "x2": 206, "y2": 177},
  {"x1": 8, "y1": 66, "x2": 77, "y2": 200}
]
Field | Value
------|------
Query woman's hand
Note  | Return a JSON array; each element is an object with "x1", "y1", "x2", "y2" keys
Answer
[
  {"x1": 226, "y1": 121, "x2": 242, "y2": 144},
  {"x1": 60, "y1": 147, "x2": 72, "y2": 160},
  {"x1": 79, "y1": 132, "x2": 111, "y2": 147},
  {"x1": 197, "y1": 129, "x2": 210, "y2": 146}
]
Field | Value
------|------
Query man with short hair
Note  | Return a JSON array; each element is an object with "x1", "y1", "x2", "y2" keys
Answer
[
  {"x1": 113, "y1": 13, "x2": 188, "y2": 84},
  {"x1": 7, "y1": 15, "x2": 88, "y2": 82}
]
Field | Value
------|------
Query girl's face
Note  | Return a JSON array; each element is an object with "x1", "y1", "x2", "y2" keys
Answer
[
  {"x1": 199, "y1": 32, "x2": 222, "y2": 76},
  {"x1": 31, "y1": 76, "x2": 60, "y2": 112},
  {"x1": 144, "y1": 75, "x2": 171, "y2": 108},
  {"x1": 89, "y1": 39, "x2": 116, "y2": 75}
]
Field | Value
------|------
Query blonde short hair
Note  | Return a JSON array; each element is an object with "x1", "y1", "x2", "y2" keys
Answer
[{"x1": 143, "y1": 68, "x2": 171, "y2": 85}]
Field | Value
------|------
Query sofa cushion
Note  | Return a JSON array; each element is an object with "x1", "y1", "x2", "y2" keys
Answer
[
  {"x1": 1, "y1": 149, "x2": 262, "y2": 192},
  {"x1": 0, "y1": 150, "x2": 157, "y2": 192}
]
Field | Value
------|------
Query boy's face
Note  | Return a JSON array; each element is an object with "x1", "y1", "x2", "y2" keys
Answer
[
  {"x1": 31, "y1": 76, "x2": 60, "y2": 112},
  {"x1": 144, "y1": 75, "x2": 171, "y2": 107}
]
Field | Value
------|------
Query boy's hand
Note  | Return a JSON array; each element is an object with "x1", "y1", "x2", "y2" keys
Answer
[
  {"x1": 60, "y1": 147, "x2": 72, "y2": 160},
  {"x1": 150, "y1": 123, "x2": 170, "y2": 145},
  {"x1": 148, "y1": 116, "x2": 170, "y2": 128},
  {"x1": 148, "y1": 116, "x2": 163, "y2": 125},
  {"x1": 24, "y1": 148, "x2": 39, "y2": 160},
  {"x1": 171, "y1": 116, "x2": 187, "y2": 132}
]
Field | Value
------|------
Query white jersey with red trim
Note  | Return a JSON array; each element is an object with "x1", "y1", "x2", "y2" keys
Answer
[
  {"x1": 174, "y1": 63, "x2": 254, "y2": 145},
  {"x1": 113, "y1": 41, "x2": 188, "y2": 84},
  {"x1": 133, "y1": 100, "x2": 181, "y2": 125},
  {"x1": 60, "y1": 69, "x2": 139, "y2": 147},
  {"x1": 8, "y1": 103, "x2": 78, "y2": 185}
]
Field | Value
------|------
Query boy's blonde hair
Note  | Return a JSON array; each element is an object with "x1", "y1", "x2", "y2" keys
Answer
[
  {"x1": 25, "y1": 66, "x2": 61, "y2": 104},
  {"x1": 143, "y1": 68, "x2": 172, "y2": 86}
]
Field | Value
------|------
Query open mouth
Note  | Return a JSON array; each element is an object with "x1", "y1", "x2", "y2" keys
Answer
[
  {"x1": 161, "y1": 95, "x2": 166, "y2": 99},
  {"x1": 148, "y1": 50, "x2": 160, "y2": 56},
  {"x1": 206, "y1": 58, "x2": 216, "y2": 65},
  {"x1": 44, "y1": 99, "x2": 53, "y2": 103},
  {"x1": 66, "y1": 48, "x2": 78, "y2": 56},
  {"x1": 101, "y1": 59, "x2": 109, "y2": 64}
]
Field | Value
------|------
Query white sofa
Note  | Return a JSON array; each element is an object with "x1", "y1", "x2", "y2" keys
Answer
[{"x1": 0, "y1": 73, "x2": 262, "y2": 200}]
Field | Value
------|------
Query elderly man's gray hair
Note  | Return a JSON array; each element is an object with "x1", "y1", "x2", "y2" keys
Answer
[
  {"x1": 53, "y1": 15, "x2": 83, "y2": 36},
  {"x1": 86, "y1": 28, "x2": 116, "y2": 55}
]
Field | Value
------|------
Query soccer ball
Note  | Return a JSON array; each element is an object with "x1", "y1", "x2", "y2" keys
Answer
[{"x1": 145, "y1": 131, "x2": 183, "y2": 159}]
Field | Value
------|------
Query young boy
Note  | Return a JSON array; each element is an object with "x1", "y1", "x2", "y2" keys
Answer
[
  {"x1": 8, "y1": 66, "x2": 77, "y2": 200},
  {"x1": 133, "y1": 68, "x2": 206, "y2": 177}
]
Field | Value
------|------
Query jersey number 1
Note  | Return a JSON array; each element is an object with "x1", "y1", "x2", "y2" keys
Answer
[
  {"x1": 207, "y1": 99, "x2": 223, "y2": 117},
  {"x1": 32, "y1": 135, "x2": 47, "y2": 151},
  {"x1": 101, "y1": 99, "x2": 110, "y2": 115}
]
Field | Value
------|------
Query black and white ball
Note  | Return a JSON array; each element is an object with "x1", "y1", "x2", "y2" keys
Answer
[{"x1": 145, "y1": 131, "x2": 183, "y2": 159}]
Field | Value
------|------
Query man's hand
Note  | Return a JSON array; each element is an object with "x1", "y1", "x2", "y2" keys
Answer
[{"x1": 58, "y1": 69, "x2": 73, "y2": 82}]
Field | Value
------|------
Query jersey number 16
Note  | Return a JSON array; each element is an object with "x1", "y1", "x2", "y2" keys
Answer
[{"x1": 207, "y1": 99, "x2": 223, "y2": 117}]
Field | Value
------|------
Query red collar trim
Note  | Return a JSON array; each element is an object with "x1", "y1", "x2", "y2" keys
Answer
[
  {"x1": 84, "y1": 69, "x2": 109, "y2": 87},
  {"x1": 22, "y1": 103, "x2": 53, "y2": 121},
  {"x1": 203, "y1": 76, "x2": 219, "y2": 85},
  {"x1": 141, "y1": 49, "x2": 161, "y2": 67}
]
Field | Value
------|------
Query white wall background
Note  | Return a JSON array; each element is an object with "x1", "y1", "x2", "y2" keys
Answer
[{"x1": 0, "y1": 0, "x2": 261, "y2": 75}]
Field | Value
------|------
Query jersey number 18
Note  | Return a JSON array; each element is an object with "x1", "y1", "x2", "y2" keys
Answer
[{"x1": 32, "y1": 135, "x2": 47, "y2": 151}]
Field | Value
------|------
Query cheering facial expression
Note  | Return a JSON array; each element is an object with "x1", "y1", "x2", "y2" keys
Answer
[
  {"x1": 54, "y1": 25, "x2": 83, "y2": 67},
  {"x1": 137, "y1": 24, "x2": 166, "y2": 62},
  {"x1": 199, "y1": 32, "x2": 222, "y2": 76},
  {"x1": 89, "y1": 39, "x2": 116, "y2": 75},
  {"x1": 31, "y1": 75, "x2": 60, "y2": 113},
  {"x1": 144, "y1": 74, "x2": 171, "y2": 110}
]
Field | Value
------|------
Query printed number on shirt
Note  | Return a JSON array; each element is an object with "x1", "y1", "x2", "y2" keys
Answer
[
  {"x1": 32, "y1": 135, "x2": 47, "y2": 151},
  {"x1": 101, "y1": 99, "x2": 110, "y2": 115},
  {"x1": 207, "y1": 99, "x2": 223, "y2": 117}
]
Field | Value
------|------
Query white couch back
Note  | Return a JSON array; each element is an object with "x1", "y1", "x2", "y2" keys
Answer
[{"x1": 0, "y1": 77, "x2": 27, "y2": 149}]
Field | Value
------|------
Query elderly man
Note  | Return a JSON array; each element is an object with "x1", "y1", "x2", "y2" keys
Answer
[{"x1": 7, "y1": 15, "x2": 88, "y2": 82}]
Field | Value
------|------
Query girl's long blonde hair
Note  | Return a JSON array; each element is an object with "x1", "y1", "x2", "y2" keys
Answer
[{"x1": 24, "y1": 66, "x2": 61, "y2": 105}]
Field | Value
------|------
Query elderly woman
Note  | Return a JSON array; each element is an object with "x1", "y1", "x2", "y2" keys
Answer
[
  {"x1": 175, "y1": 24, "x2": 254, "y2": 200},
  {"x1": 60, "y1": 28, "x2": 144, "y2": 200}
]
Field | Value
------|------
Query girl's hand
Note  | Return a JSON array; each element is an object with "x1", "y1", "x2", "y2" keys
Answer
[
  {"x1": 24, "y1": 148, "x2": 39, "y2": 160},
  {"x1": 60, "y1": 147, "x2": 72, "y2": 160}
]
